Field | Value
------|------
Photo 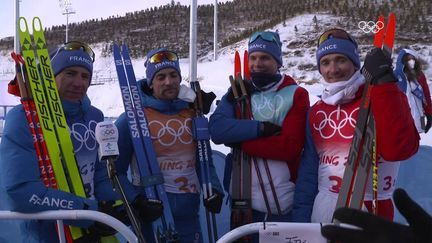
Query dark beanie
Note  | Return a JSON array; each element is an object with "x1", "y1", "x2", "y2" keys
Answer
[
  {"x1": 50, "y1": 48, "x2": 93, "y2": 77},
  {"x1": 316, "y1": 33, "x2": 360, "y2": 72},
  {"x1": 145, "y1": 48, "x2": 181, "y2": 86},
  {"x1": 248, "y1": 31, "x2": 283, "y2": 66}
]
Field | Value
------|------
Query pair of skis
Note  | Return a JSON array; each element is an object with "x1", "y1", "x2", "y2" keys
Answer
[
  {"x1": 16, "y1": 17, "x2": 88, "y2": 242},
  {"x1": 113, "y1": 43, "x2": 179, "y2": 243},
  {"x1": 334, "y1": 13, "x2": 396, "y2": 216},
  {"x1": 229, "y1": 51, "x2": 253, "y2": 241},
  {"x1": 229, "y1": 50, "x2": 282, "y2": 240}
]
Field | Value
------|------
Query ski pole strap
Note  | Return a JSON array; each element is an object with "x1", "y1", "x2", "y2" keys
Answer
[{"x1": 140, "y1": 173, "x2": 165, "y2": 187}]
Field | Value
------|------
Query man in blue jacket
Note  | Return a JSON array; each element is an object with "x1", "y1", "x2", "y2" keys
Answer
[
  {"x1": 0, "y1": 41, "x2": 126, "y2": 242},
  {"x1": 115, "y1": 48, "x2": 223, "y2": 243}
]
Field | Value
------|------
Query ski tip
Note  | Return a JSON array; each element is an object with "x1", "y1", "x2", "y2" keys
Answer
[
  {"x1": 373, "y1": 15, "x2": 385, "y2": 48},
  {"x1": 383, "y1": 12, "x2": 396, "y2": 51},
  {"x1": 234, "y1": 50, "x2": 241, "y2": 77},
  {"x1": 113, "y1": 43, "x2": 120, "y2": 53},
  {"x1": 18, "y1": 17, "x2": 29, "y2": 33},
  {"x1": 32, "y1": 17, "x2": 42, "y2": 32}
]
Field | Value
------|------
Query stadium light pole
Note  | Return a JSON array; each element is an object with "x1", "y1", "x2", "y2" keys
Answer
[
  {"x1": 59, "y1": 0, "x2": 75, "y2": 43},
  {"x1": 14, "y1": 0, "x2": 20, "y2": 53},
  {"x1": 189, "y1": 0, "x2": 197, "y2": 83},
  {"x1": 213, "y1": 0, "x2": 218, "y2": 61}
]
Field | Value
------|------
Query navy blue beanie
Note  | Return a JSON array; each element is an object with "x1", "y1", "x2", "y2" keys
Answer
[
  {"x1": 50, "y1": 48, "x2": 93, "y2": 77},
  {"x1": 145, "y1": 48, "x2": 181, "y2": 86},
  {"x1": 248, "y1": 31, "x2": 283, "y2": 66},
  {"x1": 316, "y1": 36, "x2": 360, "y2": 73}
]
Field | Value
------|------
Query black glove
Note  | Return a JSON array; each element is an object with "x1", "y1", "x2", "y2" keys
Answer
[
  {"x1": 226, "y1": 78, "x2": 255, "y2": 103},
  {"x1": 321, "y1": 188, "x2": 432, "y2": 243},
  {"x1": 199, "y1": 89, "x2": 216, "y2": 115},
  {"x1": 361, "y1": 47, "x2": 395, "y2": 85},
  {"x1": 260, "y1": 121, "x2": 282, "y2": 137},
  {"x1": 203, "y1": 190, "x2": 223, "y2": 214},
  {"x1": 425, "y1": 114, "x2": 432, "y2": 133},
  {"x1": 132, "y1": 195, "x2": 164, "y2": 222},
  {"x1": 87, "y1": 201, "x2": 129, "y2": 237}
]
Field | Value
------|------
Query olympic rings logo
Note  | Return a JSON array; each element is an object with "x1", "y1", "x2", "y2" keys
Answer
[
  {"x1": 70, "y1": 120, "x2": 98, "y2": 152},
  {"x1": 358, "y1": 20, "x2": 384, "y2": 33},
  {"x1": 251, "y1": 93, "x2": 284, "y2": 120},
  {"x1": 103, "y1": 129, "x2": 115, "y2": 136},
  {"x1": 148, "y1": 118, "x2": 193, "y2": 146},
  {"x1": 312, "y1": 108, "x2": 359, "y2": 139}
]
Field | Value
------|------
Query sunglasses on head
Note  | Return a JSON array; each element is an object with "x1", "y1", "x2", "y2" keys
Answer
[
  {"x1": 317, "y1": 28, "x2": 357, "y2": 47},
  {"x1": 147, "y1": 51, "x2": 178, "y2": 65},
  {"x1": 249, "y1": 31, "x2": 281, "y2": 48},
  {"x1": 58, "y1": 41, "x2": 95, "y2": 62}
]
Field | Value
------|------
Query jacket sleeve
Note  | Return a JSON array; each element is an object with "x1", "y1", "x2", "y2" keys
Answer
[
  {"x1": 209, "y1": 89, "x2": 261, "y2": 144},
  {"x1": 292, "y1": 112, "x2": 319, "y2": 223},
  {"x1": 114, "y1": 113, "x2": 141, "y2": 202},
  {"x1": 371, "y1": 83, "x2": 419, "y2": 161},
  {"x1": 0, "y1": 106, "x2": 97, "y2": 228},
  {"x1": 241, "y1": 87, "x2": 310, "y2": 161},
  {"x1": 418, "y1": 72, "x2": 432, "y2": 115}
]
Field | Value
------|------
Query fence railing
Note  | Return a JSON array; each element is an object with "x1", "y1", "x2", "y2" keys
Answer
[{"x1": 0, "y1": 210, "x2": 138, "y2": 243}]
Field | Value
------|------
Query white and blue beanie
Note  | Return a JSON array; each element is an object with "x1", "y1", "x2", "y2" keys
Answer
[
  {"x1": 248, "y1": 31, "x2": 283, "y2": 67},
  {"x1": 50, "y1": 48, "x2": 93, "y2": 77},
  {"x1": 316, "y1": 35, "x2": 360, "y2": 73},
  {"x1": 145, "y1": 48, "x2": 181, "y2": 86}
]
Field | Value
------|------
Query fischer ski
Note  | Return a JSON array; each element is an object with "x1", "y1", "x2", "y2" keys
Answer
[
  {"x1": 18, "y1": 17, "x2": 88, "y2": 241},
  {"x1": 113, "y1": 43, "x2": 179, "y2": 243},
  {"x1": 334, "y1": 13, "x2": 396, "y2": 213}
]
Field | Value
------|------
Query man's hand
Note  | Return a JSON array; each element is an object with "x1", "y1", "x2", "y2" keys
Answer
[
  {"x1": 260, "y1": 121, "x2": 282, "y2": 137},
  {"x1": 361, "y1": 47, "x2": 395, "y2": 85},
  {"x1": 199, "y1": 89, "x2": 216, "y2": 115},
  {"x1": 321, "y1": 188, "x2": 432, "y2": 243},
  {"x1": 132, "y1": 195, "x2": 164, "y2": 222},
  {"x1": 203, "y1": 190, "x2": 223, "y2": 214}
]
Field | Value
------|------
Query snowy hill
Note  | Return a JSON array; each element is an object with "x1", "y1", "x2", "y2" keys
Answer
[{"x1": 1, "y1": 13, "x2": 432, "y2": 147}]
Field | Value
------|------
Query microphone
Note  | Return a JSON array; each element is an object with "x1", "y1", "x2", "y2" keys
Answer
[
  {"x1": 95, "y1": 121, "x2": 119, "y2": 161},
  {"x1": 95, "y1": 120, "x2": 146, "y2": 243}
]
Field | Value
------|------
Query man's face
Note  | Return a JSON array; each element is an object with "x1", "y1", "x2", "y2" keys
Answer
[
  {"x1": 55, "y1": 66, "x2": 91, "y2": 102},
  {"x1": 319, "y1": 53, "x2": 356, "y2": 83},
  {"x1": 151, "y1": 68, "x2": 181, "y2": 100},
  {"x1": 248, "y1": 51, "x2": 279, "y2": 74}
]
